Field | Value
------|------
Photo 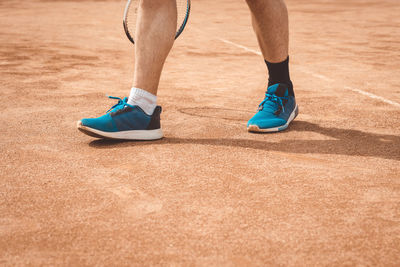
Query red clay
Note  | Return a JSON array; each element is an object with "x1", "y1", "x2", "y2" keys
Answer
[{"x1": 1, "y1": 0, "x2": 399, "y2": 265}]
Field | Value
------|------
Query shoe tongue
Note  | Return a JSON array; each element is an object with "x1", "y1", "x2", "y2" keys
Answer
[{"x1": 267, "y1": 83, "x2": 288, "y2": 97}]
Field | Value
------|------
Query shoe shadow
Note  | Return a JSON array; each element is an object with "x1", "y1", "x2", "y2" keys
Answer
[{"x1": 89, "y1": 120, "x2": 400, "y2": 161}]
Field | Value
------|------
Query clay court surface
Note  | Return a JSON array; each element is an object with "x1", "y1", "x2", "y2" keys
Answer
[{"x1": 1, "y1": 0, "x2": 400, "y2": 265}]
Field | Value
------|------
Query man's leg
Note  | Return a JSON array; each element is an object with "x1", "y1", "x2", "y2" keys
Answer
[
  {"x1": 128, "y1": 0, "x2": 177, "y2": 115},
  {"x1": 133, "y1": 0, "x2": 177, "y2": 96},
  {"x1": 77, "y1": 0, "x2": 176, "y2": 140},
  {"x1": 246, "y1": 0, "x2": 298, "y2": 132},
  {"x1": 247, "y1": 0, "x2": 288, "y2": 63}
]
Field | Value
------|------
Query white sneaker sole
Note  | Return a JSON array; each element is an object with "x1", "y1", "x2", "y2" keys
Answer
[
  {"x1": 247, "y1": 104, "x2": 299, "y2": 133},
  {"x1": 77, "y1": 121, "x2": 163, "y2": 140}
]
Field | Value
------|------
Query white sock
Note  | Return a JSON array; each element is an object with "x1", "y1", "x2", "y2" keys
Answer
[{"x1": 127, "y1": 87, "x2": 157, "y2": 115}]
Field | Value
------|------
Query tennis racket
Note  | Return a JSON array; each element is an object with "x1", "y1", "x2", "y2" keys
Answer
[{"x1": 123, "y1": 0, "x2": 191, "y2": 44}]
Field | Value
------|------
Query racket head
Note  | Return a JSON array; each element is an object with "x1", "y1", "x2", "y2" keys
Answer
[{"x1": 123, "y1": 0, "x2": 190, "y2": 45}]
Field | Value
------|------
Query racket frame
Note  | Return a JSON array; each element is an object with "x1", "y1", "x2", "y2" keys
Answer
[{"x1": 123, "y1": 0, "x2": 191, "y2": 44}]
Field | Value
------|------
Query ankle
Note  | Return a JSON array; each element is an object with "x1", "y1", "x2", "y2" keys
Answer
[
  {"x1": 127, "y1": 87, "x2": 157, "y2": 115},
  {"x1": 265, "y1": 56, "x2": 294, "y2": 96}
]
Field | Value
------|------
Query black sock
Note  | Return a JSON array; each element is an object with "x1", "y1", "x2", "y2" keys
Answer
[{"x1": 265, "y1": 56, "x2": 294, "y2": 96}]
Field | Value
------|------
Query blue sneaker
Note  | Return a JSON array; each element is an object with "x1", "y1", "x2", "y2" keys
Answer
[
  {"x1": 77, "y1": 96, "x2": 163, "y2": 140},
  {"x1": 247, "y1": 83, "x2": 298, "y2": 132}
]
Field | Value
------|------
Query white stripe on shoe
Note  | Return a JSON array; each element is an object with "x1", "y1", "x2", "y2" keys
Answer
[
  {"x1": 77, "y1": 121, "x2": 163, "y2": 140},
  {"x1": 247, "y1": 105, "x2": 299, "y2": 133}
]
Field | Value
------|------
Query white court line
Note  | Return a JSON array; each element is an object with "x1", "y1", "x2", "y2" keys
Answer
[
  {"x1": 217, "y1": 38, "x2": 262, "y2": 56},
  {"x1": 343, "y1": 86, "x2": 400, "y2": 107},
  {"x1": 298, "y1": 68, "x2": 334, "y2": 83},
  {"x1": 217, "y1": 38, "x2": 400, "y2": 108}
]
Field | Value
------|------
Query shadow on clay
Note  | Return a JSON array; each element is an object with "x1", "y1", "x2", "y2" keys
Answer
[{"x1": 88, "y1": 120, "x2": 400, "y2": 161}]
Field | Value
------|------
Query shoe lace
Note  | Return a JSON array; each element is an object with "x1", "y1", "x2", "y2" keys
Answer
[
  {"x1": 259, "y1": 93, "x2": 288, "y2": 113},
  {"x1": 106, "y1": 96, "x2": 134, "y2": 113}
]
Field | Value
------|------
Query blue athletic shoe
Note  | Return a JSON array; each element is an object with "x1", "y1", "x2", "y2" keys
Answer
[
  {"x1": 77, "y1": 96, "x2": 163, "y2": 140},
  {"x1": 247, "y1": 83, "x2": 298, "y2": 132}
]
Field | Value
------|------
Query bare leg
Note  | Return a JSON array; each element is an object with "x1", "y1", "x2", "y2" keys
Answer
[
  {"x1": 133, "y1": 0, "x2": 177, "y2": 95},
  {"x1": 246, "y1": 0, "x2": 289, "y2": 63}
]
